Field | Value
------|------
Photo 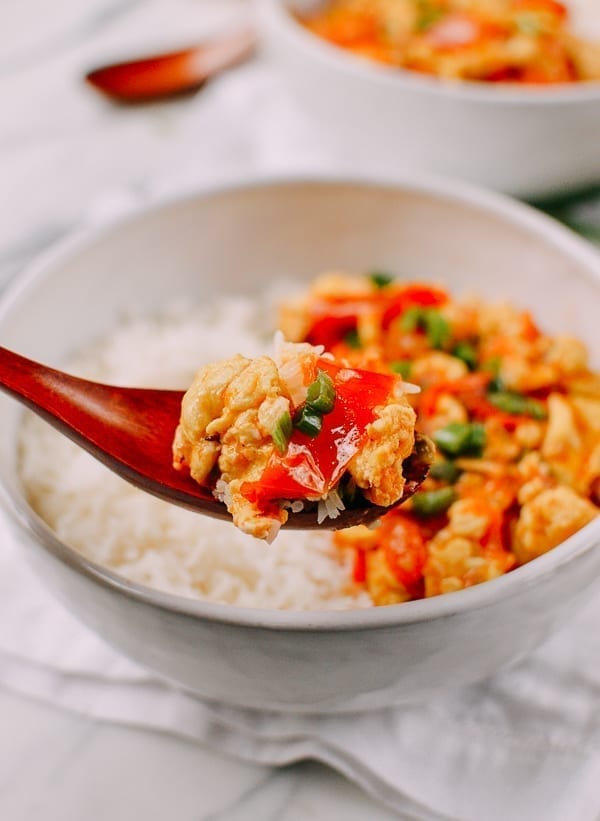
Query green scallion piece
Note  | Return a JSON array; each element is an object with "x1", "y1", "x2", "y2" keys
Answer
[
  {"x1": 424, "y1": 310, "x2": 451, "y2": 350},
  {"x1": 453, "y1": 341, "x2": 478, "y2": 371},
  {"x1": 429, "y1": 460, "x2": 462, "y2": 484},
  {"x1": 306, "y1": 369, "x2": 336, "y2": 415},
  {"x1": 411, "y1": 487, "x2": 457, "y2": 518},
  {"x1": 369, "y1": 270, "x2": 394, "y2": 289},
  {"x1": 294, "y1": 407, "x2": 323, "y2": 438},
  {"x1": 434, "y1": 422, "x2": 486, "y2": 458},
  {"x1": 468, "y1": 423, "x2": 486, "y2": 454},
  {"x1": 399, "y1": 307, "x2": 450, "y2": 350},
  {"x1": 415, "y1": 5, "x2": 445, "y2": 32},
  {"x1": 488, "y1": 391, "x2": 547, "y2": 420},
  {"x1": 400, "y1": 306, "x2": 423, "y2": 333},
  {"x1": 483, "y1": 357, "x2": 502, "y2": 376},
  {"x1": 390, "y1": 360, "x2": 412, "y2": 379},
  {"x1": 344, "y1": 328, "x2": 362, "y2": 349},
  {"x1": 515, "y1": 12, "x2": 543, "y2": 35},
  {"x1": 272, "y1": 411, "x2": 293, "y2": 454}
]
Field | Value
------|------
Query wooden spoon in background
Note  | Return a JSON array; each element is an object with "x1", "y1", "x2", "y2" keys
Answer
[{"x1": 85, "y1": 27, "x2": 257, "y2": 102}]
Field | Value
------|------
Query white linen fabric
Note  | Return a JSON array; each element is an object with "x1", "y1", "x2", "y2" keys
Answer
[{"x1": 2, "y1": 0, "x2": 600, "y2": 818}]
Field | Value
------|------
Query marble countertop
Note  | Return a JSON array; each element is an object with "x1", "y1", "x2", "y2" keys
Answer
[
  {"x1": 0, "y1": 687, "x2": 403, "y2": 821},
  {"x1": 2, "y1": 2, "x2": 600, "y2": 819}
]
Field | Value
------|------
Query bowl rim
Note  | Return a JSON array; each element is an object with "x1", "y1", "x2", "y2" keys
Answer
[
  {"x1": 260, "y1": 0, "x2": 600, "y2": 105},
  {"x1": 2, "y1": 171, "x2": 600, "y2": 632}
]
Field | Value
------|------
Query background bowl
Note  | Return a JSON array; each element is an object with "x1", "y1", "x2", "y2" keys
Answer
[
  {"x1": 259, "y1": 0, "x2": 600, "y2": 198},
  {"x1": 0, "y1": 176, "x2": 599, "y2": 713}
]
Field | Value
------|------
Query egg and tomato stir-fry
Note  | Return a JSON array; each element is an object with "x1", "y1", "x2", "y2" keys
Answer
[
  {"x1": 172, "y1": 339, "x2": 418, "y2": 543},
  {"x1": 279, "y1": 272, "x2": 599, "y2": 605},
  {"x1": 300, "y1": 0, "x2": 600, "y2": 83}
]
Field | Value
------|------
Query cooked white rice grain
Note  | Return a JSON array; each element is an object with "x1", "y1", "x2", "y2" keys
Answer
[{"x1": 18, "y1": 298, "x2": 372, "y2": 611}]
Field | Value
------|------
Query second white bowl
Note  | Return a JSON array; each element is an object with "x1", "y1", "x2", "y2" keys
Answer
[{"x1": 260, "y1": 0, "x2": 600, "y2": 197}]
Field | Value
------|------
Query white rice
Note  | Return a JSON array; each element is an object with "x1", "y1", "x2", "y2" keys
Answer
[{"x1": 18, "y1": 294, "x2": 372, "y2": 611}]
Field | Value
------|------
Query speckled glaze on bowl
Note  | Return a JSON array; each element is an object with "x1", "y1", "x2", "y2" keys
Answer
[
  {"x1": 259, "y1": 0, "x2": 600, "y2": 197},
  {"x1": 0, "y1": 176, "x2": 599, "y2": 713}
]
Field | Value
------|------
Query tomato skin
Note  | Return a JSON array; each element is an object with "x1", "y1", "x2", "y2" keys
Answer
[
  {"x1": 353, "y1": 549, "x2": 367, "y2": 583},
  {"x1": 512, "y1": 0, "x2": 567, "y2": 19},
  {"x1": 381, "y1": 285, "x2": 449, "y2": 329},
  {"x1": 241, "y1": 359, "x2": 396, "y2": 506},
  {"x1": 380, "y1": 515, "x2": 427, "y2": 597},
  {"x1": 305, "y1": 284, "x2": 448, "y2": 348},
  {"x1": 420, "y1": 372, "x2": 492, "y2": 418}
]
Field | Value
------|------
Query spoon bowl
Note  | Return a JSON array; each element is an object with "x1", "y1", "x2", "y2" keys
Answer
[
  {"x1": 85, "y1": 27, "x2": 256, "y2": 103},
  {"x1": 0, "y1": 346, "x2": 431, "y2": 529}
]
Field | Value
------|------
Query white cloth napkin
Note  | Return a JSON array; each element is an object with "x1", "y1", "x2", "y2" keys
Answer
[{"x1": 3, "y1": 1, "x2": 600, "y2": 818}]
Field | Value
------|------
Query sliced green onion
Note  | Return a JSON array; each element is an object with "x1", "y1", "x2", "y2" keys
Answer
[
  {"x1": 468, "y1": 423, "x2": 486, "y2": 454},
  {"x1": 453, "y1": 341, "x2": 478, "y2": 371},
  {"x1": 488, "y1": 391, "x2": 547, "y2": 420},
  {"x1": 369, "y1": 270, "x2": 394, "y2": 289},
  {"x1": 306, "y1": 370, "x2": 336, "y2": 415},
  {"x1": 272, "y1": 411, "x2": 292, "y2": 454},
  {"x1": 523, "y1": 399, "x2": 547, "y2": 420},
  {"x1": 411, "y1": 487, "x2": 457, "y2": 518},
  {"x1": 429, "y1": 460, "x2": 462, "y2": 484},
  {"x1": 294, "y1": 407, "x2": 323, "y2": 438},
  {"x1": 415, "y1": 5, "x2": 445, "y2": 32},
  {"x1": 434, "y1": 422, "x2": 486, "y2": 458},
  {"x1": 344, "y1": 328, "x2": 362, "y2": 349},
  {"x1": 399, "y1": 306, "x2": 422, "y2": 333},
  {"x1": 482, "y1": 357, "x2": 502, "y2": 376},
  {"x1": 423, "y1": 310, "x2": 451, "y2": 350},
  {"x1": 399, "y1": 307, "x2": 450, "y2": 350},
  {"x1": 515, "y1": 12, "x2": 543, "y2": 35},
  {"x1": 390, "y1": 360, "x2": 412, "y2": 379}
]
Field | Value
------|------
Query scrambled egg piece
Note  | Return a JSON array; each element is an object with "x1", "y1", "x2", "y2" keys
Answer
[
  {"x1": 349, "y1": 401, "x2": 416, "y2": 507},
  {"x1": 514, "y1": 486, "x2": 598, "y2": 564},
  {"x1": 280, "y1": 273, "x2": 600, "y2": 605},
  {"x1": 424, "y1": 497, "x2": 515, "y2": 596},
  {"x1": 173, "y1": 354, "x2": 292, "y2": 542},
  {"x1": 173, "y1": 344, "x2": 418, "y2": 542},
  {"x1": 301, "y1": 0, "x2": 600, "y2": 83},
  {"x1": 365, "y1": 548, "x2": 413, "y2": 606}
]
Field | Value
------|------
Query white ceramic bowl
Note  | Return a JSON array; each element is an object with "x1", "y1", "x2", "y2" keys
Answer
[
  {"x1": 1, "y1": 176, "x2": 599, "y2": 713},
  {"x1": 259, "y1": 0, "x2": 600, "y2": 197}
]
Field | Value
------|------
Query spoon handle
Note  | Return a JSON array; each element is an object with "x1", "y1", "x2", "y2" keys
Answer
[
  {"x1": 0, "y1": 346, "x2": 180, "y2": 461},
  {"x1": 0, "y1": 345, "x2": 84, "y2": 423}
]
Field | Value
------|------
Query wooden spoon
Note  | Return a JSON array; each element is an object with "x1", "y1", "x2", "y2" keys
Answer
[
  {"x1": 0, "y1": 346, "x2": 432, "y2": 530},
  {"x1": 85, "y1": 27, "x2": 256, "y2": 103}
]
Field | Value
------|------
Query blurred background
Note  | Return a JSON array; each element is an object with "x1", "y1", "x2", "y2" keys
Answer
[{"x1": 2, "y1": 0, "x2": 600, "y2": 294}]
